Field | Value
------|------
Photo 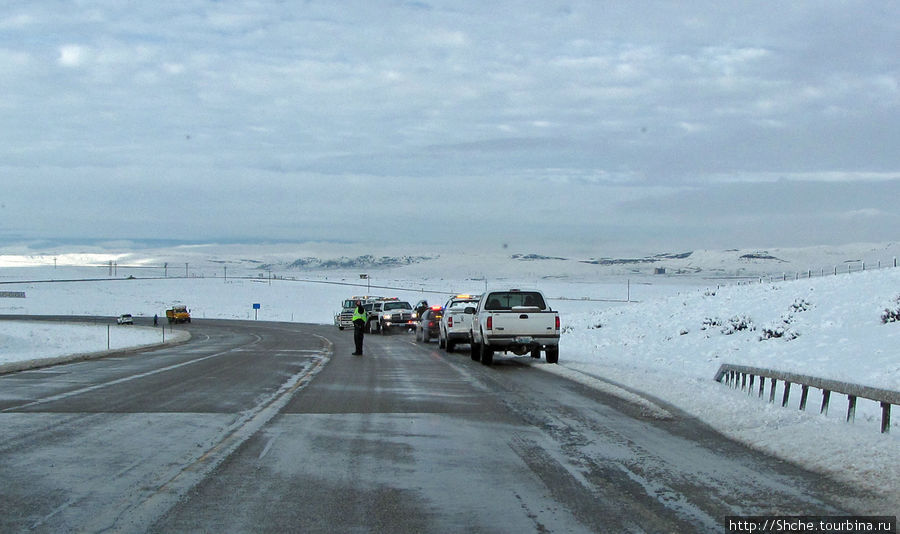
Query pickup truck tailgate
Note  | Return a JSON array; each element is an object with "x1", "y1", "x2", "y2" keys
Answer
[
  {"x1": 447, "y1": 311, "x2": 473, "y2": 330},
  {"x1": 488, "y1": 310, "x2": 557, "y2": 337}
]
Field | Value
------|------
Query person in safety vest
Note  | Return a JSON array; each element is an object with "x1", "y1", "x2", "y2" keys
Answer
[{"x1": 351, "y1": 301, "x2": 367, "y2": 355}]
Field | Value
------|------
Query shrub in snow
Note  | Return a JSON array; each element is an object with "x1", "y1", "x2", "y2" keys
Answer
[
  {"x1": 790, "y1": 298, "x2": 811, "y2": 312},
  {"x1": 882, "y1": 295, "x2": 900, "y2": 324},
  {"x1": 701, "y1": 317, "x2": 721, "y2": 330},
  {"x1": 720, "y1": 315, "x2": 755, "y2": 335},
  {"x1": 760, "y1": 313, "x2": 799, "y2": 341},
  {"x1": 760, "y1": 325, "x2": 800, "y2": 341}
]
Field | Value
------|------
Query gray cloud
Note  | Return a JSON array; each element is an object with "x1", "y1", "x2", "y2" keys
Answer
[{"x1": 1, "y1": 1, "x2": 897, "y2": 253}]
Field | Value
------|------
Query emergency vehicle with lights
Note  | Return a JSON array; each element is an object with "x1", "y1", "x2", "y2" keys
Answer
[
  {"x1": 335, "y1": 296, "x2": 383, "y2": 330},
  {"x1": 438, "y1": 294, "x2": 481, "y2": 352},
  {"x1": 370, "y1": 298, "x2": 416, "y2": 334}
]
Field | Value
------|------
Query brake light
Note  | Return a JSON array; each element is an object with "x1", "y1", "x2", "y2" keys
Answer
[
  {"x1": 448, "y1": 316, "x2": 453, "y2": 327},
  {"x1": 555, "y1": 316, "x2": 560, "y2": 330},
  {"x1": 486, "y1": 316, "x2": 492, "y2": 330}
]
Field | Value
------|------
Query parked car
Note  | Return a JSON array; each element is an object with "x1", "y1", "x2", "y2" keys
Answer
[
  {"x1": 439, "y1": 294, "x2": 481, "y2": 352},
  {"x1": 377, "y1": 299, "x2": 416, "y2": 334},
  {"x1": 468, "y1": 289, "x2": 560, "y2": 365},
  {"x1": 415, "y1": 306, "x2": 443, "y2": 343},
  {"x1": 116, "y1": 314, "x2": 134, "y2": 325}
]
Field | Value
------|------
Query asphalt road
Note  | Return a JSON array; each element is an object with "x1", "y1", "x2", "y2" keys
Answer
[{"x1": 0, "y1": 318, "x2": 868, "y2": 533}]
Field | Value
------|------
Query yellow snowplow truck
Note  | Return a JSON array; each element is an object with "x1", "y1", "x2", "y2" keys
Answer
[{"x1": 166, "y1": 305, "x2": 191, "y2": 324}]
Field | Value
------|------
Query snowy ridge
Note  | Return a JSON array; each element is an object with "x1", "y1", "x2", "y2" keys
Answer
[{"x1": 2, "y1": 241, "x2": 897, "y2": 282}]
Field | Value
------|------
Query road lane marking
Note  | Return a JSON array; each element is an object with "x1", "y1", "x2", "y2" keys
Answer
[{"x1": 1, "y1": 333, "x2": 265, "y2": 413}]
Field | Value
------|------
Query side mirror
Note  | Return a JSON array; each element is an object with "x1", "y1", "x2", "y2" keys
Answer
[{"x1": 464, "y1": 306, "x2": 476, "y2": 314}]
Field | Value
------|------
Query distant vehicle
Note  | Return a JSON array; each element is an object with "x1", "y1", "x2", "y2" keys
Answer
[
  {"x1": 439, "y1": 294, "x2": 481, "y2": 352},
  {"x1": 165, "y1": 305, "x2": 191, "y2": 324},
  {"x1": 334, "y1": 296, "x2": 383, "y2": 330},
  {"x1": 415, "y1": 306, "x2": 443, "y2": 343},
  {"x1": 116, "y1": 314, "x2": 134, "y2": 325},
  {"x1": 468, "y1": 289, "x2": 559, "y2": 365},
  {"x1": 376, "y1": 299, "x2": 415, "y2": 334}
]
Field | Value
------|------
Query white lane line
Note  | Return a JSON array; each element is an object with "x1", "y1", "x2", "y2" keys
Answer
[{"x1": 1, "y1": 334, "x2": 264, "y2": 413}]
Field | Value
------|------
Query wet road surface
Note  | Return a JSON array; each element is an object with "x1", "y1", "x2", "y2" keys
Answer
[{"x1": 0, "y1": 319, "x2": 869, "y2": 533}]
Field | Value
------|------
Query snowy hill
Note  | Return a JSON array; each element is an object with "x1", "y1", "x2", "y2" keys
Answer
[{"x1": 2, "y1": 241, "x2": 896, "y2": 282}]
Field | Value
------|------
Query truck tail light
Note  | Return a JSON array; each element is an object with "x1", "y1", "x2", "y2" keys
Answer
[
  {"x1": 448, "y1": 316, "x2": 453, "y2": 327},
  {"x1": 555, "y1": 316, "x2": 560, "y2": 330},
  {"x1": 486, "y1": 316, "x2": 493, "y2": 330}
]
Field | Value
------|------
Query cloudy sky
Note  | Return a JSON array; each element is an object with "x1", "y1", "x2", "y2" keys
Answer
[{"x1": 2, "y1": 1, "x2": 898, "y2": 254}]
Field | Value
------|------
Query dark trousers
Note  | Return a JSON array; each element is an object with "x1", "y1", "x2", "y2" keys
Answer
[{"x1": 353, "y1": 324, "x2": 364, "y2": 354}]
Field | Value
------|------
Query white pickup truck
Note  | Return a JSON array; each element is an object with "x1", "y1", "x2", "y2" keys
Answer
[
  {"x1": 438, "y1": 294, "x2": 481, "y2": 352},
  {"x1": 467, "y1": 289, "x2": 560, "y2": 365}
]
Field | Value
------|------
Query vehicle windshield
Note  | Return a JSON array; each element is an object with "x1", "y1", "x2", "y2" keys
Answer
[
  {"x1": 449, "y1": 300, "x2": 479, "y2": 309},
  {"x1": 343, "y1": 300, "x2": 356, "y2": 308},
  {"x1": 384, "y1": 302, "x2": 412, "y2": 311},
  {"x1": 483, "y1": 292, "x2": 546, "y2": 310}
]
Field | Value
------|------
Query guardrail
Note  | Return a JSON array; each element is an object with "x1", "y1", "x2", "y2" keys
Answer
[{"x1": 714, "y1": 364, "x2": 899, "y2": 434}]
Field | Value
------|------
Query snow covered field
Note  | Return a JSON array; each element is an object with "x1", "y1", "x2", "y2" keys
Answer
[
  {"x1": 0, "y1": 321, "x2": 185, "y2": 374},
  {"x1": 1, "y1": 244, "x2": 898, "y2": 514}
]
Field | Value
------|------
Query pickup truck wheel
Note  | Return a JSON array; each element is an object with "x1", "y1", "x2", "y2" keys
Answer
[
  {"x1": 480, "y1": 343, "x2": 494, "y2": 366},
  {"x1": 545, "y1": 347, "x2": 559, "y2": 364},
  {"x1": 381, "y1": 324, "x2": 389, "y2": 335},
  {"x1": 470, "y1": 342, "x2": 481, "y2": 362},
  {"x1": 530, "y1": 348, "x2": 541, "y2": 358},
  {"x1": 446, "y1": 340, "x2": 455, "y2": 353},
  {"x1": 438, "y1": 334, "x2": 446, "y2": 349}
]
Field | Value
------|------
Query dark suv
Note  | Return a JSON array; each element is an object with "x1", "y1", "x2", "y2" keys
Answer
[{"x1": 415, "y1": 307, "x2": 443, "y2": 343}]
